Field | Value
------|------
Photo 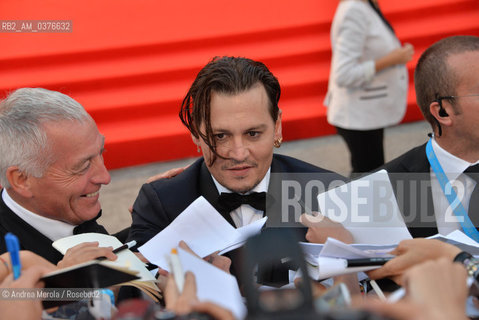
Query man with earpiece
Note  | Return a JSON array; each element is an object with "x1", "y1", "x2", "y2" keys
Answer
[{"x1": 380, "y1": 35, "x2": 479, "y2": 240}]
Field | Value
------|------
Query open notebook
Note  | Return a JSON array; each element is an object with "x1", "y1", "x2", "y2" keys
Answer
[
  {"x1": 52, "y1": 233, "x2": 161, "y2": 302},
  {"x1": 41, "y1": 260, "x2": 139, "y2": 308}
]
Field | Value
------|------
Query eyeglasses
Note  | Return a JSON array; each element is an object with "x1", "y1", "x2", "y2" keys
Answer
[
  {"x1": 432, "y1": 94, "x2": 479, "y2": 137},
  {"x1": 434, "y1": 94, "x2": 479, "y2": 104}
]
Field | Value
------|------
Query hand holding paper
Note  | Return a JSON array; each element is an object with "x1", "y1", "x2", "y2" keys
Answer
[
  {"x1": 53, "y1": 233, "x2": 152, "y2": 280},
  {"x1": 57, "y1": 241, "x2": 117, "y2": 269},
  {"x1": 172, "y1": 247, "x2": 246, "y2": 319},
  {"x1": 179, "y1": 241, "x2": 231, "y2": 274},
  {"x1": 164, "y1": 271, "x2": 236, "y2": 320},
  {"x1": 367, "y1": 238, "x2": 461, "y2": 284},
  {"x1": 300, "y1": 213, "x2": 353, "y2": 244},
  {"x1": 317, "y1": 170, "x2": 412, "y2": 245}
]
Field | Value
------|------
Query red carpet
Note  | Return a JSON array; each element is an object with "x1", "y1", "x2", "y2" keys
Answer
[{"x1": 1, "y1": 0, "x2": 478, "y2": 169}]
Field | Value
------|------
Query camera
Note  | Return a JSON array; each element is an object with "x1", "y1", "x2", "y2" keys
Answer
[{"x1": 241, "y1": 229, "x2": 389, "y2": 320}]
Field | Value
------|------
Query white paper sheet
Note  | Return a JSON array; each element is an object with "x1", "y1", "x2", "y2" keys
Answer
[
  {"x1": 319, "y1": 238, "x2": 395, "y2": 259},
  {"x1": 300, "y1": 241, "x2": 396, "y2": 265},
  {"x1": 301, "y1": 238, "x2": 393, "y2": 280},
  {"x1": 139, "y1": 197, "x2": 239, "y2": 269},
  {"x1": 437, "y1": 230, "x2": 479, "y2": 247},
  {"x1": 219, "y1": 217, "x2": 268, "y2": 255},
  {"x1": 139, "y1": 196, "x2": 267, "y2": 270},
  {"x1": 317, "y1": 170, "x2": 412, "y2": 244},
  {"x1": 177, "y1": 247, "x2": 247, "y2": 319},
  {"x1": 427, "y1": 230, "x2": 479, "y2": 256}
]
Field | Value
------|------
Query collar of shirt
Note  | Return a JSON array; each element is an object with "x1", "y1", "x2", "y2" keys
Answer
[
  {"x1": 211, "y1": 169, "x2": 270, "y2": 227},
  {"x1": 2, "y1": 189, "x2": 75, "y2": 241},
  {"x1": 430, "y1": 138, "x2": 479, "y2": 235},
  {"x1": 431, "y1": 137, "x2": 479, "y2": 181},
  {"x1": 212, "y1": 168, "x2": 271, "y2": 195}
]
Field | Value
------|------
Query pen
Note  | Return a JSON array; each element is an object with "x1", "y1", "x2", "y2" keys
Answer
[
  {"x1": 112, "y1": 240, "x2": 137, "y2": 254},
  {"x1": 5, "y1": 233, "x2": 22, "y2": 280},
  {"x1": 369, "y1": 280, "x2": 386, "y2": 301},
  {"x1": 169, "y1": 248, "x2": 184, "y2": 292},
  {"x1": 96, "y1": 240, "x2": 136, "y2": 261},
  {"x1": 346, "y1": 257, "x2": 393, "y2": 267}
]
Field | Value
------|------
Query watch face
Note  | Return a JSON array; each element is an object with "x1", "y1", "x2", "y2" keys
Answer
[{"x1": 466, "y1": 258, "x2": 479, "y2": 276}]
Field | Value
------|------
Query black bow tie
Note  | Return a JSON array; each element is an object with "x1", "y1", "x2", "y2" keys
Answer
[{"x1": 217, "y1": 191, "x2": 267, "y2": 212}]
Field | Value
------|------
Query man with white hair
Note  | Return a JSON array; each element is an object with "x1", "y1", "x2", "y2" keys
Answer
[{"x1": 0, "y1": 88, "x2": 121, "y2": 265}]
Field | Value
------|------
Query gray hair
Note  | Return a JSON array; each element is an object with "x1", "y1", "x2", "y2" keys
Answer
[{"x1": 0, "y1": 88, "x2": 91, "y2": 188}]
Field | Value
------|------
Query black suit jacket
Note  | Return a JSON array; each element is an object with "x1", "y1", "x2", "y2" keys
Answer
[
  {"x1": 381, "y1": 143, "x2": 438, "y2": 238},
  {"x1": 0, "y1": 193, "x2": 110, "y2": 264},
  {"x1": 128, "y1": 154, "x2": 344, "y2": 285}
]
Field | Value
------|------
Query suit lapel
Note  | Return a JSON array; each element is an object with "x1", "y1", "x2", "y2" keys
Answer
[
  {"x1": 266, "y1": 156, "x2": 287, "y2": 226},
  {"x1": 198, "y1": 161, "x2": 236, "y2": 227},
  {"x1": 391, "y1": 143, "x2": 438, "y2": 237},
  {"x1": 0, "y1": 197, "x2": 63, "y2": 264},
  {"x1": 403, "y1": 143, "x2": 431, "y2": 172}
]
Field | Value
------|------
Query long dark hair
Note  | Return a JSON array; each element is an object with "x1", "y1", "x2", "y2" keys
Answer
[{"x1": 179, "y1": 56, "x2": 281, "y2": 165}]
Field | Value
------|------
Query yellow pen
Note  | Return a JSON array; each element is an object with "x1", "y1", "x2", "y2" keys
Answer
[{"x1": 169, "y1": 248, "x2": 184, "y2": 292}]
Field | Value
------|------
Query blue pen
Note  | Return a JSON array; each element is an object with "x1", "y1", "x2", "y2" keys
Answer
[{"x1": 5, "y1": 233, "x2": 21, "y2": 280}]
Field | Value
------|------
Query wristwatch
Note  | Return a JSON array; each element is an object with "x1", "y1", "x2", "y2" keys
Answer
[{"x1": 454, "y1": 251, "x2": 479, "y2": 281}]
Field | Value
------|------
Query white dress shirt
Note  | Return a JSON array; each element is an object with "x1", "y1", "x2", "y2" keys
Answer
[
  {"x1": 430, "y1": 138, "x2": 479, "y2": 235},
  {"x1": 212, "y1": 169, "x2": 270, "y2": 228},
  {"x1": 2, "y1": 189, "x2": 75, "y2": 241}
]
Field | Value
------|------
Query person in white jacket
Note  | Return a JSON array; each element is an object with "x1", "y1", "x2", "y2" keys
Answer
[{"x1": 324, "y1": 0, "x2": 414, "y2": 175}]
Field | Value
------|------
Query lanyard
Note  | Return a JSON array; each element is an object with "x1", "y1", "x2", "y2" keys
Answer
[{"x1": 426, "y1": 140, "x2": 479, "y2": 242}]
